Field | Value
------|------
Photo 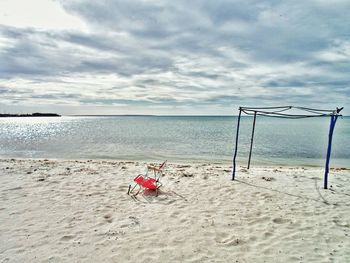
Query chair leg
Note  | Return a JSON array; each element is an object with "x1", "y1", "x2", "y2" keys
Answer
[
  {"x1": 133, "y1": 188, "x2": 141, "y2": 196},
  {"x1": 128, "y1": 184, "x2": 136, "y2": 195},
  {"x1": 128, "y1": 183, "x2": 141, "y2": 196}
]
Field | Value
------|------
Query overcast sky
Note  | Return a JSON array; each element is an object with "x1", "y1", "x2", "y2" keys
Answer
[{"x1": 0, "y1": 0, "x2": 349, "y2": 115}]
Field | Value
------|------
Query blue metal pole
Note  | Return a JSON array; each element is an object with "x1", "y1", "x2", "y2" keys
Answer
[
  {"x1": 247, "y1": 111, "x2": 257, "y2": 169},
  {"x1": 324, "y1": 115, "x2": 338, "y2": 189},
  {"x1": 232, "y1": 108, "x2": 242, "y2": 180}
]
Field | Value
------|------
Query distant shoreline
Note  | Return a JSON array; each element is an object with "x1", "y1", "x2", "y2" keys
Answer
[
  {"x1": 0, "y1": 113, "x2": 61, "y2": 117},
  {"x1": 2, "y1": 114, "x2": 347, "y2": 118}
]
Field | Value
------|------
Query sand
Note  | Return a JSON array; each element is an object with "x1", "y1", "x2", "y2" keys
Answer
[{"x1": 0, "y1": 159, "x2": 349, "y2": 262}]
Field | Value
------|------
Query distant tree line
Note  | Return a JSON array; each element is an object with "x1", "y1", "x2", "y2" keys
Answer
[{"x1": 0, "y1": 113, "x2": 61, "y2": 117}]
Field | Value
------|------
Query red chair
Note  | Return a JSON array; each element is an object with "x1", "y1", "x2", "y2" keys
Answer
[{"x1": 128, "y1": 161, "x2": 167, "y2": 196}]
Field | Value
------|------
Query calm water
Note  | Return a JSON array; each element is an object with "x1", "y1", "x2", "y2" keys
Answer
[{"x1": 0, "y1": 116, "x2": 349, "y2": 167}]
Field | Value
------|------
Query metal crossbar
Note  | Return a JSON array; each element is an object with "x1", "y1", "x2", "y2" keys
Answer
[{"x1": 240, "y1": 106, "x2": 341, "y2": 119}]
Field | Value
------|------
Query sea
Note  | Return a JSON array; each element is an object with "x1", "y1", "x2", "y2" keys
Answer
[{"x1": 0, "y1": 116, "x2": 349, "y2": 167}]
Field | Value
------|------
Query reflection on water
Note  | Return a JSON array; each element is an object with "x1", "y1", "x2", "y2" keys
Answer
[{"x1": 0, "y1": 116, "x2": 349, "y2": 166}]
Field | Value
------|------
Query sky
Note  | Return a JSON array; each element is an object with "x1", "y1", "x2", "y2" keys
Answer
[{"x1": 0, "y1": 0, "x2": 349, "y2": 115}]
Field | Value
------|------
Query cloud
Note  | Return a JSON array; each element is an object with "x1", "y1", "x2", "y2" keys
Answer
[
  {"x1": 0, "y1": 0, "x2": 87, "y2": 31},
  {"x1": 0, "y1": 0, "x2": 349, "y2": 114}
]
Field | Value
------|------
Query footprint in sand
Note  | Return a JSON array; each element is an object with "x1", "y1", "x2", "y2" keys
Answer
[
  {"x1": 60, "y1": 235, "x2": 75, "y2": 241},
  {"x1": 103, "y1": 214, "x2": 113, "y2": 223},
  {"x1": 119, "y1": 216, "x2": 140, "y2": 228},
  {"x1": 272, "y1": 217, "x2": 290, "y2": 224},
  {"x1": 333, "y1": 219, "x2": 350, "y2": 228},
  {"x1": 215, "y1": 232, "x2": 245, "y2": 247},
  {"x1": 262, "y1": 176, "x2": 275, "y2": 181},
  {"x1": 129, "y1": 216, "x2": 140, "y2": 226},
  {"x1": 264, "y1": 231, "x2": 273, "y2": 238},
  {"x1": 117, "y1": 185, "x2": 126, "y2": 192},
  {"x1": 170, "y1": 211, "x2": 180, "y2": 217},
  {"x1": 261, "y1": 193, "x2": 273, "y2": 201}
]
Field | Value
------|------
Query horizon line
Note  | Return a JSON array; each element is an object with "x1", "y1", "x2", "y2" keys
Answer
[
  {"x1": 66, "y1": 114, "x2": 234, "y2": 117},
  {"x1": 65, "y1": 114, "x2": 349, "y2": 117}
]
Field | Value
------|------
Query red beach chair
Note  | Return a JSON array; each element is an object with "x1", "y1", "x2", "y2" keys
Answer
[{"x1": 127, "y1": 161, "x2": 167, "y2": 196}]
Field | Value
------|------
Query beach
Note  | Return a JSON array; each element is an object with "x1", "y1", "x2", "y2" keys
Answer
[
  {"x1": 1, "y1": 0, "x2": 349, "y2": 261},
  {"x1": 0, "y1": 159, "x2": 349, "y2": 262}
]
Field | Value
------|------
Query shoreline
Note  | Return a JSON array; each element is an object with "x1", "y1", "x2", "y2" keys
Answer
[
  {"x1": 1, "y1": 157, "x2": 349, "y2": 169},
  {"x1": 1, "y1": 158, "x2": 349, "y2": 262}
]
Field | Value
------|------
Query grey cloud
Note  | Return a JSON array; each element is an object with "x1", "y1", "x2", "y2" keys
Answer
[
  {"x1": 0, "y1": 25, "x2": 174, "y2": 78},
  {"x1": 30, "y1": 93, "x2": 81, "y2": 100},
  {"x1": 0, "y1": 1, "x2": 349, "y2": 114},
  {"x1": 79, "y1": 98, "x2": 150, "y2": 106},
  {"x1": 0, "y1": 86, "x2": 17, "y2": 94}
]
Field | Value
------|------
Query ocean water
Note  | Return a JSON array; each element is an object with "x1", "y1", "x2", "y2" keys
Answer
[{"x1": 0, "y1": 116, "x2": 349, "y2": 167}]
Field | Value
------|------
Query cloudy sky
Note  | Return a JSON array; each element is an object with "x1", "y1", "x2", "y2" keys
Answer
[{"x1": 0, "y1": 0, "x2": 349, "y2": 115}]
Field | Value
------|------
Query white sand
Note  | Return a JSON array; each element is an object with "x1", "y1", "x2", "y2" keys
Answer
[{"x1": 0, "y1": 159, "x2": 349, "y2": 262}]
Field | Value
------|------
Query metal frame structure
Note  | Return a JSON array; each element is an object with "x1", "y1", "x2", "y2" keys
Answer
[{"x1": 232, "y1": 106, "x2": 343, "y2": 189}]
